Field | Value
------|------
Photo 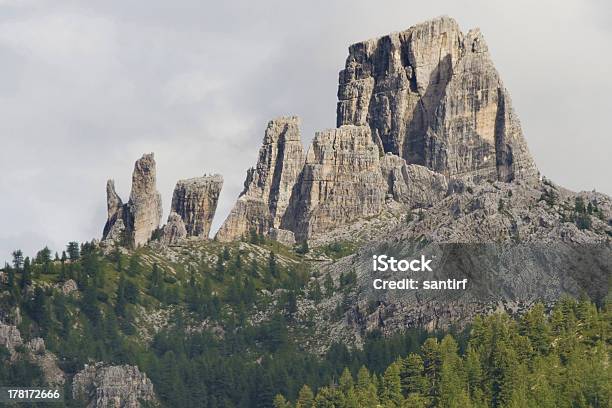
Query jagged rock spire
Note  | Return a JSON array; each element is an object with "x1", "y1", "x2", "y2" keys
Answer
[
  {"x1": 102, "y1": 153, "x2": 162, "y2": 247},
  {"x1": 216, "y1": 116, "x2": 305, "y2": 241}
]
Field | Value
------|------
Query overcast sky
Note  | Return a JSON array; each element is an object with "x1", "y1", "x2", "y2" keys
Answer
[{"x1": 0, "y1": 0, "x2": 610, "y2": 263}]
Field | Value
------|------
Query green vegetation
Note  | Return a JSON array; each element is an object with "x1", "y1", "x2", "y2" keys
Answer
[
  {"x1": 1, "y1": 241, "x2": 610, "y2": 407},
  {"x1": 321, "y1": 241, "x2": 357, "y2": 260},
  {"x1": 276, "y1": 299, "x2": 611, "y2": 408}
]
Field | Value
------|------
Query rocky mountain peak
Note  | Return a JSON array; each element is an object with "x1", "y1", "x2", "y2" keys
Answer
[{"x1": 337, "y1": 16, "x2": 538, "y2": 183}]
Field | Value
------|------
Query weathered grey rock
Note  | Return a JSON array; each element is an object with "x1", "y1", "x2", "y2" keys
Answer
[
  {"x1": 283, "y1": 125, "x2": 386, "y2": 240},
  {"x1": 25, "y1": 338, "x2": 64, "y2": 386},
  {"x1": 268, "y1": 228, "x2": 296, "y2": 246},
  {"x1": 72, "y1": 363, "x2": 158, "y2": 408},
  {"x1": 304, "y1": 180, "x2": 611, "y2": 350},
  {"x1": 102, "y1": 180, "x2": 127, "y2": 243},
  {"x1": 0, "y1": 322, "x2": 64, "y2": 384},
  {"x1": 337, "y1": 16, "x2": 538, "y2": 182},
  {"x1": 129, "y1": 154, "x2": 163, "y2": 247},
  {"x1": 0, "y1": 321, "x2": 22, "y2": 358},
  {"x1": 161, "y1": 212, "x2": 187, "y2": 245},
  {"x1": 217, "y1": 116, "x2": 305, "y2": 241},
  {"x1": 170, "y1": 175, "x2": 223, "y2": 238},
  {"x1": 380, "y1": 153, "x2": 448, "y2": 208},
  {"x1": 102, "y1": 154, "x2": 163, "y2": 247},
  {"x1": 60, "y1": 279, "x2": 78, "y2": 296}
]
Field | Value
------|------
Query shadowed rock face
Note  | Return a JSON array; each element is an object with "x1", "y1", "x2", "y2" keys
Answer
[
  {"x1": 161, "y1": 212, "x2": 187, "y2": 245},
  {"x1": 170, "y1": 175, "x2": 223, "y2": 238},
  {"x1": 216, "y1": 116, "x2": 305, "y2": 241},
  {"x1": 283, "y1": 125, "x2": 386, "y2": 240},
  {"x1": 336, "y1": 16, "x2": 538, "y2": 182},
  {"x1": 102, "y1": 153, "x2": 162, "y2": 247}
]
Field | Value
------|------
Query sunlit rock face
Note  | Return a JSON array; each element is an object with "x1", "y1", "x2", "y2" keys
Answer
[
  {"x1": 216, "y1": 116, "x2": 305, "y2": 241},
  {"x1": 336, "y1": 16, "x2": 538, "y2": 183}
]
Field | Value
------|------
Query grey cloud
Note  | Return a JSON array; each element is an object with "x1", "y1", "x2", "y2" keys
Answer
[{"x1": 0, "y1": 0, "x2": 610, "y2": 263}]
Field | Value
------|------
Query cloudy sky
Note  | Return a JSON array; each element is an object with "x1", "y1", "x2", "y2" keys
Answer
[{"x1": 0, "y1": 0, "x2": 610, "y2": 262}]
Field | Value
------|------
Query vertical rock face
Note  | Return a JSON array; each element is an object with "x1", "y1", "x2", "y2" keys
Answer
[
  {"x1": 102, "y1": 180, "x2": 127, "y2": 243},
  {"x1": 170, "y1": 175, "x2": 223, "y2": 238},
  {"x1": 380, "y1": 154, "x2": 448, "y2": 208},
  {"x1": 129, "y1": 153, "x2": 163, "y2": 247},
  {"x1": 216, "y1": 116, "x2": 305, "y2": 241},
  {"x1": 101, "y1": 154, "x2": 162, "y2": 247},
  {"x1": 72, "y1": 363, "x2": 158, "y2": 408},
  {"x1": 336, "y1": 16, "x2": 537, "y2": 182},
  {"x1": 283, "y1": 125, "x2": 386, "y2": 240}
]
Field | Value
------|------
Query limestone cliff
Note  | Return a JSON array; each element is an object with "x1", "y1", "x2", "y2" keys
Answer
[
  {"x1": 336, "y1": 16, "x2": 538, "y2": 182},
  {"x1": 283, "y1": 125, "x2": 386, "y2": 240},
  {"x1": 216, "y1": 116, "x2": 305, "y2": 241},
  {"x1": 72, "y1": 363, "x2": 158, "y2": 408},
  {"x1": 128, "y1": 154, "x2": 163, "y2": 247},
  {"x1": 102, "y1": 154, "x2": 162, "y2": 248},
  {"x1": 170, "y1": 175, "x2": 223, "y2": 238}
]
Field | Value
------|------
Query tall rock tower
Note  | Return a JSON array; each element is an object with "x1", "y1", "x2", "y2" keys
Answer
[
  {"x1": 336, "y1": 16, "x2": 538, "y2": 182},
  {"x1": 102, "y1": 153, "x2": 163, "y2": 247},
  {"x1": 216, "y1": 116, "x2": 305, "y2": 241},
  {"x1": 168, "y1": 175, "x2": 223, "y2": 239}
]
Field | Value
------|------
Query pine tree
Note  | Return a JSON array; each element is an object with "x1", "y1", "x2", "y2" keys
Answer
[
  {"x1": 401, "y1": 353, "x2": 428, "y2": 396},
  {"x1": 66, "y1": 241, "x2": 80, "y2": 261},
  {"x1": 268, "y1": 251, "x2": 278, "y2": 278},
  {"x1": 295, "y1": 384, "x2": 314, "y2": 408},
  {"x1": 273, "y1": 394, "x2": 291, "y2": 408},
  {"x1": 12, "y1": 249, "x2": 24, "y2": 271},
  {"x1": 382, "y1": 361, "x2": 403, "y2": 406},
  {"x1": 20, "y1": 257, "x2": 32, "y2": 289}
]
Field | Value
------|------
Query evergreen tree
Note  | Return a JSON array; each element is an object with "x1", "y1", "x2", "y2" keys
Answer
[
  {"x1": 66, "y1": 241, "x2": 80, "y2": 261},
  {"x1": 295, "y1": 385, "x2": 314, "y2": 408},
  {"x1": 20, "y1": 257, "x2": 32, "y2": 289},
  {"x1": 12, "y1": 249, "x2": 24, "y2": 271},
  {"x1": 268, "y1": 251, "x2": 278, "y2": 278}
]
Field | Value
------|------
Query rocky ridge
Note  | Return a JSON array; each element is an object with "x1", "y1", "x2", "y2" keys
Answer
[{"x1": 214, "y1": 16, "x2": 546, "y2": 243}]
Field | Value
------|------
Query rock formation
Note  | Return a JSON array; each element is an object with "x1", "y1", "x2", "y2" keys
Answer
[
  {"x1": 129, "y1": 154, "x2": 163, "y2": 247},
  {"x1": 0, "y1": 321, "x2": 22, "y2": 359},
  {"x1": 380, "y1": 154, "x2": 448, "y2": 208},
  {"x1": 216, "y1": 116, "x2": 305, "y2": 241},
  {"x1": 283, "y1": 125, "x2": 386, "y2": 240},
  {"x1": 336, "y1": 16, "x2": 538, "y2": 182},
  {"x1": 0, "y1": 321, "x2": 64, "y2": 385},
  {"x1": 170, "y1": 175, "x2": 223, "y2": 238},
  {"x1": 217, "y1": 17, "x2": 545, "y2": 244},
  {"x1": 72, "y1": 363, "x2": 158, "y2": 408},
  {"x1": 102, "y1": 154, "x2": 163, "y2": 247},
  {"x1": 161, "y1": 212, "x2": 187, "y2": 245}
]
